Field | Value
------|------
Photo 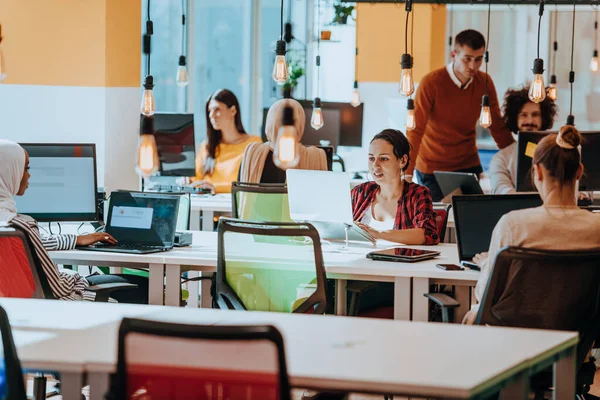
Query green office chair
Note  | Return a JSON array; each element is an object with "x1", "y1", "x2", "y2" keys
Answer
[
  {"x1": 231, "y1": 182, "x2": 292, "y2": 223},
  {"x1": 216, "y1": 218, "x2": 327, "y2": 314}
]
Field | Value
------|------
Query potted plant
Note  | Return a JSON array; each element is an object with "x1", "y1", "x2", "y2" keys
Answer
[
  {"x1": 282, "y1": 57, "x2": 305, "y2": 98},
  {"x1": 332, "y1": 1, "x2": 355, "y2": 25}
]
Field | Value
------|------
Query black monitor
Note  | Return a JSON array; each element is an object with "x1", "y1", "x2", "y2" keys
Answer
[
  {"x1": 16, "y1": 143, "x2": 98, "y2": 222},
  {"x1": 149, "y1": 113, "x2": 196, "y2": 176},
  {"x1": 261, "y1": 100, "x2": 364, "y2": 149},
  {"x1": 516, "y1": 131, "x2": 600, "y2": 192},
  {"x1": 452, "y1": 194, "x2": 543, "y2": 262}
]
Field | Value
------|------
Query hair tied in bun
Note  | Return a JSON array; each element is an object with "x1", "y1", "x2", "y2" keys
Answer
[{"x1": 555, "y1": 126, "x2": 579, "y2": 150}]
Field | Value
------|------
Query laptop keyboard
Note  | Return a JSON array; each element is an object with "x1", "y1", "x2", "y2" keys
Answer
[{"x1": 95, "y1": 243, "x2": 167, "y2": 250}]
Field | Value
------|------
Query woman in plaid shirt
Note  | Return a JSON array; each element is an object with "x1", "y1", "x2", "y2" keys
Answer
[{"x1": 352, "y1": 129, "x2": 440, "y2": 245}]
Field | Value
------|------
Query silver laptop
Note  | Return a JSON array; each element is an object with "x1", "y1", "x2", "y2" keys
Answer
[{"x1": 286, "y1": 170, "x2": 375, "y2": 244}]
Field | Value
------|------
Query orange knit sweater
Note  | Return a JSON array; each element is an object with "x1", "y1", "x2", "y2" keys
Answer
[{"x1": 406, "y1": 67, "x2": 514, "y2": 175}]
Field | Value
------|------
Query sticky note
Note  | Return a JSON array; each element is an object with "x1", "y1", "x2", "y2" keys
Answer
[{"x1": 525, "y1": 142, "x2": 538, "y2": 158}]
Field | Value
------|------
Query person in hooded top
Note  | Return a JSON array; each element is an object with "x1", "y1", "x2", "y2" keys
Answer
[{"x1": 0, "y1": 140, "x2": 148, "y2": 303}]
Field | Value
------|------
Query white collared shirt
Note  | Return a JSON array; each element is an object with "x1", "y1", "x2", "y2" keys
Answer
[{"x1": 446, "y1": 62, "x2": 473, "y2": 90}]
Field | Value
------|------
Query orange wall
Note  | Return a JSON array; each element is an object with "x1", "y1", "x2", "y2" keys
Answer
[
  {"x1": 0, "y1": 0, "x2": 140, "y2": 87},
  {"x1": 356, "y1": 3, "x2": 446, "y2": 83}
]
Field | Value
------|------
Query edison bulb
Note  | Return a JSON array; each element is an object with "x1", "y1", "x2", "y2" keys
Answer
[
  {"x1": 273, "y1": 126, "x2": 300, "y2": 169},
  {"x1": 547, "y1": 84, "x2": 557, "y2": 101},
  {"x1": 406, "y1": 109, "x2": 416, "y2": 131},
  {"x1": 528, "y1": 74, "x2": 546, "y2": 103},
  {"x1": 136, "y1": 134, "x2": 159, "y2": 177},
  {"x1": 0, "y1": 47, "x2": 6, "y2": 83},
  {"x1": 479, "y1": 106, "x2": 492, "y2": 129},
  {"x1": 399, "y1": 68, "x2": 414, "y2": 97},
  {"x1": 590, "y1": 55, "x2": 599, "y2": 72},
  {"x1": 272, "y1": 55, "x2": 289, "y2": 85},
  {"x1": 351, "y1": 89, "x2": 361, "y2": 107},
  {"x1": 311, "y1": 107, "x2": 324, "y2": 130},
  {"x1": 176, "y1": 65, "x2": 189, "y2": 87},
  {"x1": 141, "y1": 89, "x2": 156, "y2": 116}
]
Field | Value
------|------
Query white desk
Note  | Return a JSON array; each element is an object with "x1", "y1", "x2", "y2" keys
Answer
[
  {"x1": 5, "y1": 299, "x2": 578, "y2": 400},
  {"x1": 190, "y1": 194, "x2": 232, "y2": 231}
]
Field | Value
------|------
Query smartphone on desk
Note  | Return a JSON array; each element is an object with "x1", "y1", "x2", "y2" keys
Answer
[{"x1": 436, "y1": 263, "x2": 464, "y2": 271}]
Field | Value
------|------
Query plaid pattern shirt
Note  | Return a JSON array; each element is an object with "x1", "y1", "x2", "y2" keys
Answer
[{"x1": 351, "y1": 181, "x2": 440, "y2": 245}]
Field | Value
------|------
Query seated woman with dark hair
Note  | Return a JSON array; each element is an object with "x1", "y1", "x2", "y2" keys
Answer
[{"x1": 352, "y1": 129, "x2": 439, "y2": 245}]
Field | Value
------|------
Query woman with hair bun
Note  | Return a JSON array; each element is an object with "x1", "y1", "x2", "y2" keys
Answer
[{"x1": 464, "y1": 125, "x2": 600, "y2": 323}]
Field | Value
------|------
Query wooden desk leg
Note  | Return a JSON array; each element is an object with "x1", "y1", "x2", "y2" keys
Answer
[
  {"x1": 499, "y1": 371, "x2": 529, "y2": 400},
  {"x1": 394, "y1": 277, "x2": 411, "y2": 320},
  {"x1": 201, "y1": 272, "x2": 213, "y2": 309},
  {"x1": 553, "y1": 346, "x2": 576, "y2": 400},
  {"x1": 187, "y1": 271, "x2": 200, "y2": 308},
  {"x1": 190, "y1": 208, "x2": 201, "y2": 231},
  {"x1": 88, "y1": 372, "x2": 110, "y2": 400},
  {"x1": 165, "y1": 264, "x2": 182, "y2": 306},
  {"x1": 148, "y1": 263, "x2": 165, "y2": 305},
  {"x1": 60, "y1": 371, "x2": 83, "y2": 400},
  {"x1": 202, "y1": 210, "x2": 214, "y2": 231},
  {"x1": 336, "y1": 279, "x2": 347, "y2": 316},
  {"x1": 454, "y1": 285, "x2": 471, "y2": 323},
  {"x1": 411, "y1": 277, "x2": 429, "y2": 321}
]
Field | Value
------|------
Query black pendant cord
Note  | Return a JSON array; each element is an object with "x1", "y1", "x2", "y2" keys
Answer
[
  {"x1": 484, "y1": 0, "x2": 491, "y2": 96},
  {"x1": 448, "y1": 1, "x2": 453, "y2": 49},
  {"x1": 405, "y1": 11, "x2": 410, "y2": 55},
  {"x1": 280, "y1": 0, "x2": 284, "y2": 40},
  {"x1": 317, "y1": 0, "x2": 321, "y2": 96},
  {"x1": 551, "y1": 6, "x2": 557, "y2": 76},
  {"x1": 536, "y1": 0, "x2": 543, "y2": 60},
  {"x1": 410, "y1": 4, "x2": 414, "y2": 100},
  {"x1": 181, "y1": 0, "x2": 186, "y2": 57},
  {"x1": 569, "y1": 1, "x2": 576, "y2": 118},
  {"x1": 147, "y1": 0, "x2": 152, "y2": 76},
  {"x1": 595, "y1": 10, "x2": 598, "y2": 52}
]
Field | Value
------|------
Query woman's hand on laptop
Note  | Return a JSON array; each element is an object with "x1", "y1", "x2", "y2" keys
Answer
[
  {"x1": 355, "y1": 222, "x2": 381, "y2": 240},
  {"x1": 76, "y1": 233, "x2": 118, "y2": 246},
  {"x1": 473, "y1": 252, "x2": 488, "y2": 267},
  {"x1": 189, "y1": 180, "x2": 215, "y2": 191}
]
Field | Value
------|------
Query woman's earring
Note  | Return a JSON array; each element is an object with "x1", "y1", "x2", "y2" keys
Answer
[{"x1": 401, "y1": 170, "x2": 406, "y2": 181}]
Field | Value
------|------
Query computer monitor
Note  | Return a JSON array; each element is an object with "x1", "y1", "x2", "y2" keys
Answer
[
  {"x1": 452, "y1": 194, "x2": 543, "y2": 262},
  {"x1": 150, "y1": 113, "x2": 196, "y2": 176},
  {"x1": 16, "y1": 143, "x2": 98, "y2": 222},
  {"x1": 516, "y1": 131, "x2": 600, "y2": 192},
  {"x1": 261, "y1": 100, "x2": 364, "y2": 148}
]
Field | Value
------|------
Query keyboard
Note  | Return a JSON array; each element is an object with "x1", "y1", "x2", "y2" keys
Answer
[{"x1": 149, "y1": 185, "x2": 212, "y2": 194}]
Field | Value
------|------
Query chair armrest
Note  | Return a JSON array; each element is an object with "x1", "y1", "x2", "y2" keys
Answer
[
  {"x1": 87, "y1": 283, "x2": 138, "y2": 302},
  {"x1": 423, "y1": 293, "x2": 460, "y2": 308},
  {"x1": 346, "y1": 281, "x2": 378, "y2": 294}
]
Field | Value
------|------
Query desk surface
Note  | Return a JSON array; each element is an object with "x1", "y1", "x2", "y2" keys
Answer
[
  {"x1": 5, "y1": 299, "x2": 577, "y2": 399},
  {"x1": 50, "y1": 232, "x2": 478, "y2": 283}
]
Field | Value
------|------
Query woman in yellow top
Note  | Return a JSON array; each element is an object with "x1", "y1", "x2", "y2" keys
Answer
[{"x1": 193, "y1": 89, "x2": 262, "y2": 193}]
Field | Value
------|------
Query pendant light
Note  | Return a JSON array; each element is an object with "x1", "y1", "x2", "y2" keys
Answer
[
  {"x1": 141, "y1": 1, "x2": 156, "y2": 116},
  {"x1": 590, "y1": 11, "x2": 599, "y2": 72},
  {"x1": 0, "y1": 24, "x2": 6, "y2": 83},
  {"x1": 274, "y1": 106, "x2": 300, "y2": 169},
  {"x1": 311, "y1": 0, "x2": 324, "y2": 130},
  {"x1": 272, "y1": 0, "x2": 289, "y2": 85},
  {"x1": 176, "y1": 0, "x2": 189, "y2": 87},
  {"x1": 479, "y1": 0, "x2": 492, "y2": 129},
  {"x1": 528, "y1": 0, "x2": 546, "y2": 103},
  {"x1": 405, "y1": 10, "x2": 416, "y2": 131},
  {"x1": 547, "y1": 7, "x2": 558, "y2": 101},
  {"x1": 137, "y1": 0, "x2": 159, "y2": 178},
  {"x1": 566, "y1": 1, "x2": 576, "y2": 126},
  {"x1": 399, "y1": 0, "x2": 414, "y2": 97},
  {"x1": 351, "y1": 10, "x2": 360, "y2": 108}
]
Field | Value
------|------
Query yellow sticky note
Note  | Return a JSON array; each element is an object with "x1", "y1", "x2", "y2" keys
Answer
[{"x1": 525, "y1": 142, "x2": 538, "y2": 158}]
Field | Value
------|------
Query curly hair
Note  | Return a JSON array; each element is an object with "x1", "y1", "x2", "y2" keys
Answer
[{"x1": 502, "y1": 86, "x2": 557, "y2": 133}]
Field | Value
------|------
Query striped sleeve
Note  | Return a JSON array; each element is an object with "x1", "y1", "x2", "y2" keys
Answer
[
  {"x1": 10, "y1": 217, "x2": 94, "y2": 301},
  {"x1": 41, "y1": 234, "x2": 77, "y2": 251}
]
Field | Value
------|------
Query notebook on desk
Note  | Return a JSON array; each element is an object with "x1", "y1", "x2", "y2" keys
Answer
[
  {"x1": 452, "y1": 194, "x2": 542, "y2": 269},
  {"x1": 286, "y1": 170, "x2": 375, "y2": 244},
  {"x1": 77, "y1": 192, "x2": 180, "y2": 254}
]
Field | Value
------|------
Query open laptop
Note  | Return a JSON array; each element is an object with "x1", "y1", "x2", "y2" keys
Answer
[
  {"x1": 434, "y1": 171, "x2": 484, "y2": 197},
  {"x1": 77, "y1": 191, "x2": 180, "y2": 254},
  {"x1": 286, "y1": 170, "x2": 375, "y2": 244},
  {"x1": 452, "y1": 194, "x2": 542, "y2": 269}
]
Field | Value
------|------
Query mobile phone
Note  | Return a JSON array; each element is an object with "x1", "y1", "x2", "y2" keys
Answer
[
  {"x1": 460, "y1": 260, "x2": 481, "y2": 271},
  {"x1": 435, "y1": 263, "x2": 464, "y2": 271}
]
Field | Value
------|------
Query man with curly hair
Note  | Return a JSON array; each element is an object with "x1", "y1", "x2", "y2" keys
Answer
[{"x1": 488, "y1": 86, "x2": 557, "y2": 194}]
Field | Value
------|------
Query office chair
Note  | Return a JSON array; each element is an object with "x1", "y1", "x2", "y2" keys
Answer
[
  {"x1": 216, "y1": 218, "x2": 327, "y2": 314},
  {"x1": 231, "y1": 182, "x2": 292, "y2": 223},
  {"x1": 425, "y1": 247, "x2": 600, "y2": 399},
  {"x1": 106, "y1": 318, "x2": 292, "y2": 400},
  {"x1": 0, "y1": 305, "x2": 27, "y2": 400},
  {"x1": 432, "y1": 204, "x2": 451, "y2": 243}
]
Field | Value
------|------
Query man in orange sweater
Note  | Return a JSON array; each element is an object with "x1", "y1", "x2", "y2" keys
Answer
[{"x1": 406, "y1": 29, "x2": 514, "y2": 201}]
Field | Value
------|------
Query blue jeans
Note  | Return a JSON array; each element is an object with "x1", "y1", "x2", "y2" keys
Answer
[{"x1": 415, "y1": 165, "x2": 484, "y2": 202}]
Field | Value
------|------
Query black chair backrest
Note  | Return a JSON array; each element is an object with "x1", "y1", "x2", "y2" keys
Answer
[
  {"x1": 109, "y1": 318, "x2": 292, "y2": 400},
  {"x1": 0, "y1": 305, "x2": 27, "y2": 400},
  {"x1": 477, "y1": 246, "x2": 600, "y2": 366},
  {"x1": 231, "y1": 182, "x2": 288, "y2": 219}
]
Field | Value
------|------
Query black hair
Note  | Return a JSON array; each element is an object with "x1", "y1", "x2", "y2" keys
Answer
[
  {"x1": 502, "y1": 86, "x2": 557, "y2": 133},
  {"x1": 370, "y1": 129, "x2": 412, "y2": 172},
  {"x1": 454, "y1": 29, "x2": 486, "y2": 51}
]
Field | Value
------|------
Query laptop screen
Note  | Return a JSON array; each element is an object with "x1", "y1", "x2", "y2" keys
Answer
[
  {"x1": 106, "y1": 192, "x2": 180, "y2": 246},
  {"x1": 452, "y1": 194, "x2": 543, "y2": 261}
]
